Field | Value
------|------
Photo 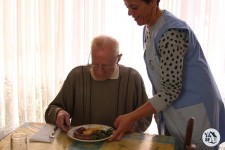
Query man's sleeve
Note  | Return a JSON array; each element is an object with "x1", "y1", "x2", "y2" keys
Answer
[{"x1": 45, "y1": 70, "x2": 75, "y2": 124}]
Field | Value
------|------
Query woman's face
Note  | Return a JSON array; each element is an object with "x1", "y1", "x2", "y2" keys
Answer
[{"x1": 124, "y1": 0, "x2": 157, "y2": 26}]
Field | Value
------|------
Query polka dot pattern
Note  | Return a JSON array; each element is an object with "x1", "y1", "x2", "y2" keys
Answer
[{"x1": 146, "y1": 28, "x2": 188, "y2": 108}]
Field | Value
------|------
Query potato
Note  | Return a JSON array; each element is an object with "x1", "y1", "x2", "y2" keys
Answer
[{"x1": 83, "y1": 128, "x2": 98, "y2": 135}]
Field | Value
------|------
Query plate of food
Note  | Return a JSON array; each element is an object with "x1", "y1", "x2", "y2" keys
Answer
[{"x1": 67, "y1": 124, "x2": 114, "y2": 142}]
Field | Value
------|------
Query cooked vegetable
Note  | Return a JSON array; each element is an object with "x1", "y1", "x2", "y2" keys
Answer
[{"x1": 73, "y1": 127, "x2": 114, "y2": 140}]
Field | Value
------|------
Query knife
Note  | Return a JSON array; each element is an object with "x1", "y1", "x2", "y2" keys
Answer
[{"x1": 49, "y1": 126, "x2": 58, "y2": 138}]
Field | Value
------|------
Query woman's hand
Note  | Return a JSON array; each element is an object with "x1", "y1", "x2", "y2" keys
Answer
[{"x1": 109, "y1": 113, "x2": 134, "y2": 141}]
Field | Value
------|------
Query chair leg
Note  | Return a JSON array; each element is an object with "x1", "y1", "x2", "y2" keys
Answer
[{"x1": 184, "y1": 117, "x2": 195, "y2": 150}]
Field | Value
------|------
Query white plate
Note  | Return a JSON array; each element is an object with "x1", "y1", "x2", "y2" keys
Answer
[{"x1": 67, "y1": 124, "x2": 113, "y2": 142}]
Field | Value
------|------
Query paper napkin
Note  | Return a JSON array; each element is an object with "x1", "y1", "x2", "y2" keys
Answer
[{"x1": 29, "y1": 124, "x2": 61, "y2": 143}]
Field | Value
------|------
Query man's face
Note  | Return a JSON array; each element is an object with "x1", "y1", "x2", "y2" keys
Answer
[
  {"x1": 91, "y1": 48, "x2": 117, "y2": 81},
  {"x1": 124, "y1": 0, "x2": 155, "y2": 26}
]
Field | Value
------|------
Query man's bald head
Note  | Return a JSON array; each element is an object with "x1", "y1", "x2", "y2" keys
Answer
[
  {"x1": 91, "y1": 35, "x2": 119, "y2": 59},
  {"x1": 90, "y1": 35, "x2": 122, "y2": 81}
]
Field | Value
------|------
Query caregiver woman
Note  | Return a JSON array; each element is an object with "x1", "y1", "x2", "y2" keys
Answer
[{"x1": 109, "y1": 0, "x2": 225, "y2": 149}]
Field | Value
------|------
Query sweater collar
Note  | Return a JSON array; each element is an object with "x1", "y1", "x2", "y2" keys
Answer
[{"x1": 90, "y1": 65, "x2": 119, "y2": 80}]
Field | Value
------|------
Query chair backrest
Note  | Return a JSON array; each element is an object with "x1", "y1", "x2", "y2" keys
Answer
[{"x1": 183, "y1": 117, "x2": 196, "y2": 150}]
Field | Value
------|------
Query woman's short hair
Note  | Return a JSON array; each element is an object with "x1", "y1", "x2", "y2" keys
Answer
[{"x1": 142, "y1": 0, "x2": 160, "y2": 5}]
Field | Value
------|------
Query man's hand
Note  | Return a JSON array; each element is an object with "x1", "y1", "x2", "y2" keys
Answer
[
  {"x1": 109, "y1": 113, "x2": 134, "y2": 141},
  {"x1": 56, "y1": 110, "x2": 71, "y2": 132}
]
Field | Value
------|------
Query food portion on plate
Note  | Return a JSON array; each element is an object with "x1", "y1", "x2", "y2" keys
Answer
[{"x1": 67, "y1": 124, "x2": 114, "y2": 142}]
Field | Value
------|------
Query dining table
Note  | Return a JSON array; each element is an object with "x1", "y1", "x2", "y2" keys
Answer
[{"x1": 0, "y1": 122, "x2": 178, "y2": 150}]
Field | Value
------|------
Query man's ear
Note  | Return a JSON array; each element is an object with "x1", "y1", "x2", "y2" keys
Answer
[{"x1": 117, "y1": 54, "x2": 122, "y2": 63}]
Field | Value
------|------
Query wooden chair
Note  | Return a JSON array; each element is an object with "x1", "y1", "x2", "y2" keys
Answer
[{"x1": 184, "y1": 117, "x2": 196, "y2": 150}]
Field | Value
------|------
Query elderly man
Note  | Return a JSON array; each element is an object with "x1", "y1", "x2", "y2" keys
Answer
[{"x1": 45, "y1": 35, "x2": 151, "y2": 133}]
